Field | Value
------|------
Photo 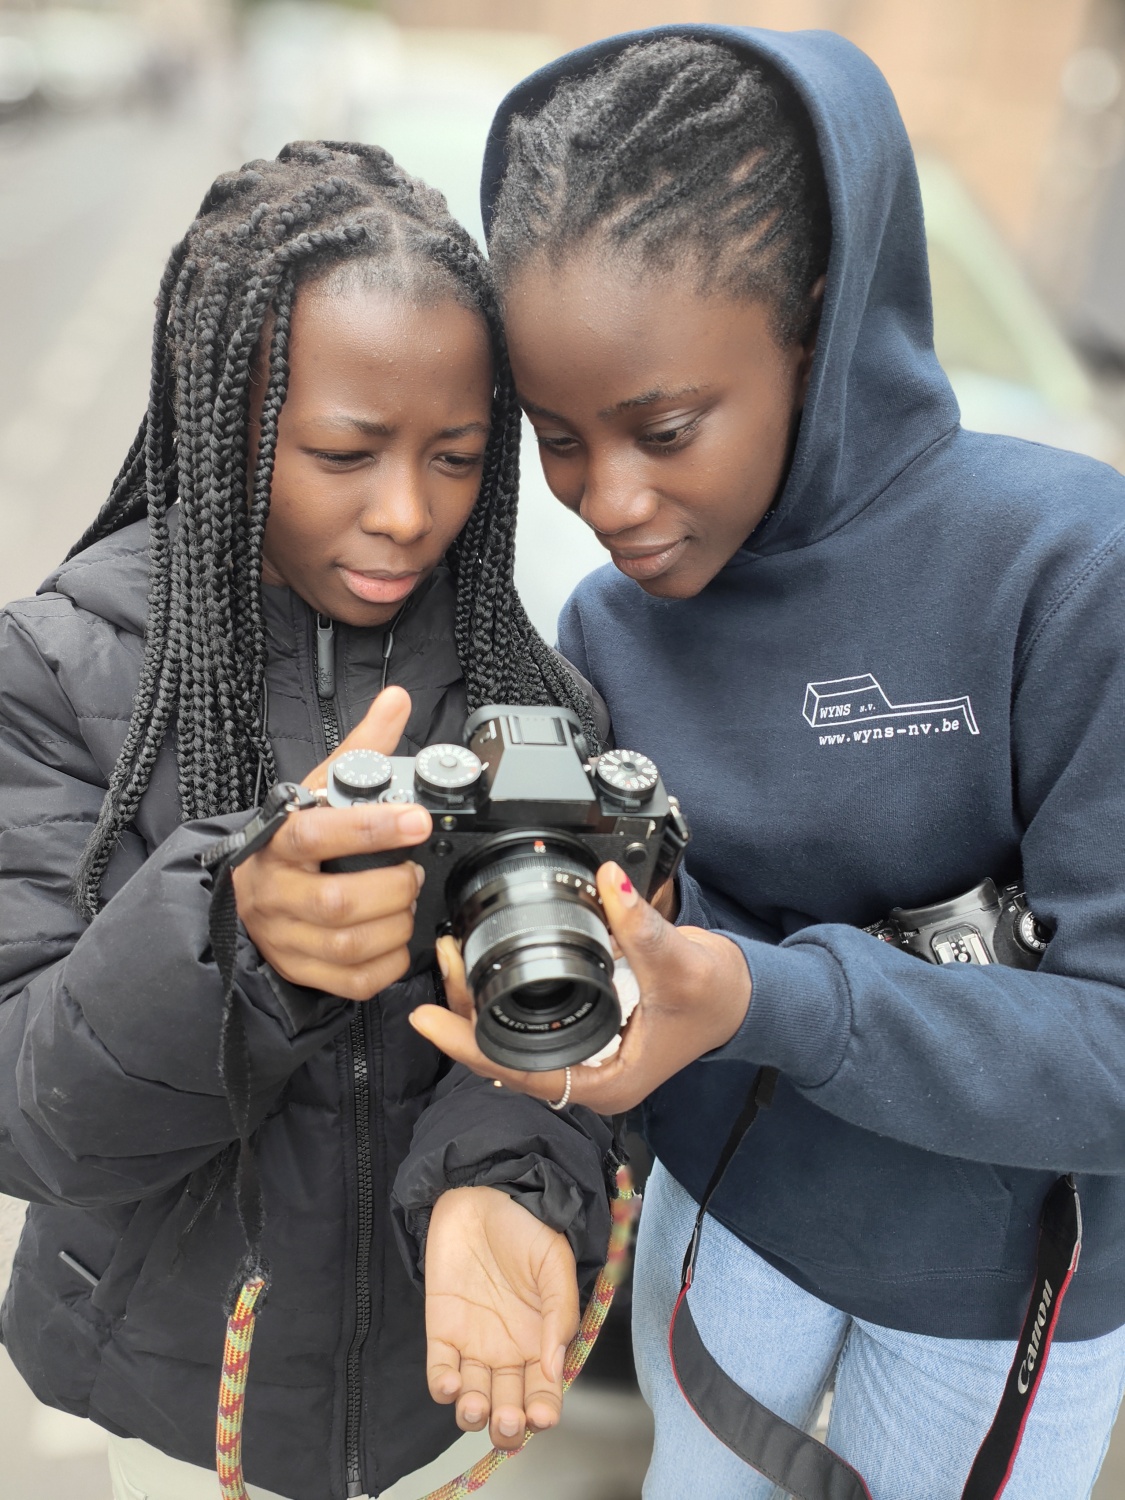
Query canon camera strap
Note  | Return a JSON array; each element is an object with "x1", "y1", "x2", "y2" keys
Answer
[{"x1": 668, "y1": 1068, "x2": 1082, "y2": 1500}]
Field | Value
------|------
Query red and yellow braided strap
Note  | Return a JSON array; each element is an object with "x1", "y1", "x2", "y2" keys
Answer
[
  {"x1": 215, "y1": 1166, "x2": 637, "y2": 1500},
  {"x1": 216, "y1": 1274, "x2": 267, "y2": 1500}
]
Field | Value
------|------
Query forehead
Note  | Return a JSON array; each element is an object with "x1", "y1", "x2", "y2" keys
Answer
[
  {"x1": 501, "y1": 250, "x2": 783, "y2": 402},
  {"x1": 283, "y1": 280, "x2": 493, "y2": 403}
]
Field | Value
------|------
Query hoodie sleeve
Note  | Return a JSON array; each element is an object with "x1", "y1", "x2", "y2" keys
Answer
[
  {"x1": 707, "y1": 532, "x2": 1125, "y2": 1175},
  {"x1": 390, "y1": 1067, "x2": 615, "y2": 1295},
  {"x1": 0, "y1": 607, "x2": 353, "y2": 1209}
]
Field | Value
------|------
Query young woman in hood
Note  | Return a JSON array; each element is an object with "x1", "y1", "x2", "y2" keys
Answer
[
  {"x1": 0, "y1": 141, "x2": 615, "y2": 1500},
  {"x1": 416, "y1": 29, "x2": 1125, "y2": 1499}
]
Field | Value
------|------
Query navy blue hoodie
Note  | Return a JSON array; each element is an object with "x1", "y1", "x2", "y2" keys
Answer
[{"x1": 483, "y1": 26, "x2": 1125, "y2": 1342}]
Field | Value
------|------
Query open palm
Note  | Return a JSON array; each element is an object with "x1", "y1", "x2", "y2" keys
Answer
[{"x1": 424, "y1": 1185, "x2": 580, "y2": 1450}]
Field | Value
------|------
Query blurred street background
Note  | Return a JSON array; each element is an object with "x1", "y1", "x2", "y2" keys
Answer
[{"x1": 2, "y1": 0, "x2": 1125, "y2": 1496}]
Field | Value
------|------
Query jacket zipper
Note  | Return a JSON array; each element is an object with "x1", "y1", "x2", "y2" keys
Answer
[{"x1": 313, "y1": 613, "x2": 374, "y2": 1499}]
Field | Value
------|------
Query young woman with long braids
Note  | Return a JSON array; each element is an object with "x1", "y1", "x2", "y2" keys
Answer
[
  {"x1": 417, "y1": 29, "x2": 1125, "y2": 1499},
  {"x1": 0, "y1": 141, "x2": 613, "y2": 1500}
]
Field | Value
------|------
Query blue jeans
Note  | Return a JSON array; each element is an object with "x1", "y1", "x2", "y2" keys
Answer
[{"x1": 632, "y1": 1161, "x2": 1125, "y2": 1500}]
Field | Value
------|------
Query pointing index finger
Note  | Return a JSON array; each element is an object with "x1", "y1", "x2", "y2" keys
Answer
[{"x1": 304, "y1": 685, "x2": 413, "y2": 792}]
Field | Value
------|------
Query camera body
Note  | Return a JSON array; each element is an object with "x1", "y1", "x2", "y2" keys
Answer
[
  {"x1": 865, "y1": 878, "x2": 1049, "y2": 970},
  {"x1": 325, "y1": 704, "x2": 689, "y2": 1070}
]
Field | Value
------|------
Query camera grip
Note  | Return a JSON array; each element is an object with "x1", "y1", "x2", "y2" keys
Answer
[{"x1": 322, "y1": 848, "x2": 448, "y2": 974}]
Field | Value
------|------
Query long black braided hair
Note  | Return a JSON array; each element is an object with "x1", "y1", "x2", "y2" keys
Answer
[
  {"x1": 488, "y1": 36, "x2": 830, "y2": 345},
  {"x1": 71, "y1": 140, "x2": 599, "y2": 921}
]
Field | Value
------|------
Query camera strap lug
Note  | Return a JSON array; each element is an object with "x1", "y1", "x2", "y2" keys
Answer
[{"x1": 199, "y1": 782, "x2": 324, "y2": 873}]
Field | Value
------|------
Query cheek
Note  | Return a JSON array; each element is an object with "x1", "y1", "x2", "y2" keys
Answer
[
  {"x1": 537, "y1": 450, "x2": 584, "y2": 509},
  {"x1": 698, "y1": 401, "x2": 792, "y2": 515},
  {"x1": 262, "y1": 458, "x2": 339, "y2": 564},
  {"x1": 438, "y1": 482, "x2": 483, "y2": 543}
]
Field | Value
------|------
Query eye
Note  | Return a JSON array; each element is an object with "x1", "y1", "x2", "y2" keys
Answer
[
  {"x1": 534, "y1": 431, "x2": 579, "y2": 456},
  {"x1": 640, "y1": 415, "x2": 703, "y2": 452},
  {"x1": 312, "y1": 450, "x2": 369, "y2": 469},
  {"x1": 435, "y1": 450, "x2": 485, "y2": 474}
]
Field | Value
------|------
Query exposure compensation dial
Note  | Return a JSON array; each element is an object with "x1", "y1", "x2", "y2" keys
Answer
[{"x1": 593, "y1": 748, "x2": 660, "y2": 809}]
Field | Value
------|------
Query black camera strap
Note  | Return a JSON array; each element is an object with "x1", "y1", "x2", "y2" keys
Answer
[
  {"x1": 199, "y1": 782, "x2": 321, "y2": 1294},
  {"x1": 668, "y1": 1068, "x2": 1082, "y2": 1500}
]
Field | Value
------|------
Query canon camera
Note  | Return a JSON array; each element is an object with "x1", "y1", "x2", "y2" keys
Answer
[
  {"x1": 325, "y1": 704, "x2": 689, "y2": 1071},
  {"x1": 865, "y1": 878, "x2": 1050, "y2": 970}
]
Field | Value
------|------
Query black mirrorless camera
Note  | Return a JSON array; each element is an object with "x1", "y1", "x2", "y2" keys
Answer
[
  {"x1": 325, "y1": 704, "x2": 689, "y2": 1071},
  {"x1": 865, "y1": 877, "x2": 1050, "y2": 970}
]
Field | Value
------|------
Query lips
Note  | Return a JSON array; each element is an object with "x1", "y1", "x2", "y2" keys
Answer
[
  {"x1": 606, "y1": 538, "x2": 688, "y2": 582},
  {"x1": 338, "y1": 566, "x2": 422, "y2": 605}
]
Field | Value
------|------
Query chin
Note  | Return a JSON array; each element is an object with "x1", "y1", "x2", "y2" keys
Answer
[
  {"x1": 334, "y1": 597, "x2": 407, "y2": 628},
  {"x1": 635, "y1": 570, "x2": 709, "y2": 601}
]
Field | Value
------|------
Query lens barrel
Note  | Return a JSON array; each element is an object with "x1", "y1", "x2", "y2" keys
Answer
[{"x1": 449, "y1": 831, "x2": 620, "y2": 1071}]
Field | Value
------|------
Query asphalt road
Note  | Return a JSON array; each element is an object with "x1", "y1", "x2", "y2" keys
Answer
[{"x1": 0, "y1": 14, "x2": 1122, "y2": 1500}]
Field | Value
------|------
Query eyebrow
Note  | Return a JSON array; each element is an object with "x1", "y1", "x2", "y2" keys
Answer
[
  {"x1": 316, "y1": 416, "x2": 489, "y2": 440},
  {"x1": 602, "y1": 385, "x2": 703, "y2": 417},
  {"x1": 519, "y1": 387, "x2": 704, "y2": 423}
]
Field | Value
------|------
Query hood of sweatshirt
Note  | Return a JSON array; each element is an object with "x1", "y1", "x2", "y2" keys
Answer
[{"x1": 481, "y1": 23, "x2": 960, "y2": 556}]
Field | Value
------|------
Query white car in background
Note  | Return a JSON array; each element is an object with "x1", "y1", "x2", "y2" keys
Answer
[{"x1": 0, "y1": 6, "x2": 180, "y2": 116}]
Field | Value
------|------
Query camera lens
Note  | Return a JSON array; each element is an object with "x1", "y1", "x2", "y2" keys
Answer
[{"x1": 448, "y1": 831, "x2": 621, "y2": 1072}]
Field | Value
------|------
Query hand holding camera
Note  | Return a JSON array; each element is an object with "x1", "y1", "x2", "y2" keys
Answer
[
  {"x1": 232, "y1": 686, "x2": 433, "y2": 1000},
  {"x1": 413, "y1": 867, "x2": 753, "y2": 1116}
]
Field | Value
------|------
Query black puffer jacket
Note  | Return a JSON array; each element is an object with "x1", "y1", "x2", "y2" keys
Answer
[{"x1": 0, "y1": 519, "x2": 613, "y2": 1500}]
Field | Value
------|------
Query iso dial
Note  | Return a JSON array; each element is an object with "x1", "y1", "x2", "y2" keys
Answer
[
  {"x1": 594, "y1": 749, "x2": 660, "y2": 808},
  {"x1": 330, "y1": 749, "x2": 393, "y2": 800}
]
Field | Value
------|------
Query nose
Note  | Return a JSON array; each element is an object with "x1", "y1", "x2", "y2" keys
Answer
[
  {"x1": 576, "y1": 450, "x2": 660, "y2": 539},
  {"x1": 358, "y1": 462, "x2": 433, "y2": 546}
]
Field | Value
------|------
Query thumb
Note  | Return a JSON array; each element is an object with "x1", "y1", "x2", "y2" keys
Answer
[
  {"x1": 596, "y1": 861, "x2": 672, "y2": 982},
  {"x1": 305, "y1": 686, "x2": 412, "y2": 791}
]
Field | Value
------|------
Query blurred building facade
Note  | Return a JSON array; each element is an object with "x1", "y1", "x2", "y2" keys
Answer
[{"x1": 388, "y1": 0, "x2": 1125, "y2": 368}]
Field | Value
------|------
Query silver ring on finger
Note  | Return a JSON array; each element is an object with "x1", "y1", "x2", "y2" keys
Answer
[{"x1": 547, "y1": 1067, "x2": 572, "y2": 1111}]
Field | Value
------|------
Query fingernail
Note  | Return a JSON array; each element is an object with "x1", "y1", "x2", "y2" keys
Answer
[
  {"x1": 397, "y1": 809, "x2": 429, "y2": 840},
  {"x1": 554, "y1": 1343, "x2": 569, "y2": 1381},
  {"x1": 463, "y1": 1404, "x2": 484, "y2": 1424},
  {"x1": 436, "y1": 942, "x2": 449, "y2": 979},
  {"x1": 409, "y1": 860, "x2": 426, "y2": 891},
  {"x1": 439, "y1": 1375, "x2": 458, "y2": 1396},
  {"x1": 498, "y1": 1415, "x2": 521, "y2": 1437},
  {"x1": 618, "y1": 871, "x2": 638, "y2": 906}
]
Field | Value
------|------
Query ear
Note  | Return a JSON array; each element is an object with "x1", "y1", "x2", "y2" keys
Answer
[{"x1": 795, "y1": 275, "x2": 826, "y2": 408}]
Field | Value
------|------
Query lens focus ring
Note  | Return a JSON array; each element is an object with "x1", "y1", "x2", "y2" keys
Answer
[{"x1": 464, "y1": 899, "x2": 611, "y2": 977}]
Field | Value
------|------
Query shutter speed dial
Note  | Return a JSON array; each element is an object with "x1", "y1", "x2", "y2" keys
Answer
[
  {"x1": 415, "y1": 743, "x2": 484, "y2": 804},
  {"x1": 593, "y1": 749, "x2": 660, "y2": 808}
]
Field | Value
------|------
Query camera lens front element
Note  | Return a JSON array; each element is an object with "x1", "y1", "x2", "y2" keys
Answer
[
  {"x1": 414, "y1": 743, "x2": 483, "y2": 803},
  {"x1": 329, "y1": 749, "x2": 393, "y2": 801},
  {"x1": 593, "y1": 748, "x2": 660, "y2": 808},
  {"x1": 449, "y1": 832, "x2": 621, "y2": 1072}
]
